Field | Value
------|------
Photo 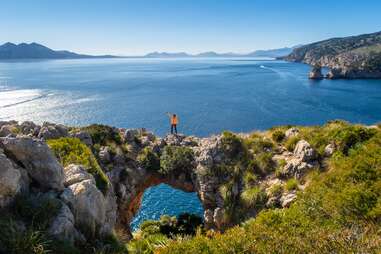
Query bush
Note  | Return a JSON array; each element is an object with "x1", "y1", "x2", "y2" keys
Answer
[
  {"x1": 268, "y1": 183, "x2": 283, "y2": 197},
  {"x1": 47, "y1": 137, "x2": 109, "y2": 192},
  {"x1": 137, "y1": 147, "x2": 160, "y2": 172},
  {"x1": 13, "y1": 194, "x2": 62, "y2": 230},
  {"x1": 252, "y1": 152, "x2": 274, "y2": 175},
  {"x1": 285, "y1": 178, "x2": 299, "y2": 191},
  {"x1": 221, "y1": 131, "x2": 246, "y2": 160},
  {"x1": 81, "y1": 124, "x2": 122, "y2": 145},
  {"x1": 241, "y1": 186, "x2": 267, "y2": 210},
  {"x1": 160, "y1": 146, "x2": 195, "y2": 175},
  {"x1": 271, "y1": 130, "x2": 286, "y2": 143}
]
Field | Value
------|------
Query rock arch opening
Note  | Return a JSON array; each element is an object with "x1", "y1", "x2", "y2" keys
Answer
[{"x1": 130, "y1": 183, "x2": 204, "y2": 231}]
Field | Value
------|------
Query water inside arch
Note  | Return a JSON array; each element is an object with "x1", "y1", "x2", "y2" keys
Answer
[{"x1": 130, "y1": 183, "x2": 204, "y2": 231}]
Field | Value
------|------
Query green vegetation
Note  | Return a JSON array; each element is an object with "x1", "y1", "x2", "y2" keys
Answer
[
  {"x1": 128, "y1": 214, "x2": 203, "y2": 254},
  {"x1": 271, "y1": 130, "x2": 285, "y2": 143},
  {"x1": 240, "y1": 186, "x2": 267, "y2": 210},
  {"x1": 137, "y1": 147, "x2": 160, "y2": 172},
  {"x1": 82, "y1": 124, "x2": 122, "y2": 146},
  {"x1": 47, "y1": 137, "x2": 109, "y2": 193},
  {"x1": 160, "y1": 146, "x2": 195, "y2": 175},
  {"x1": 284, "y1": 136, "x2": 300, "y2": 152},
  {"x1": 285, "y1": 178, "x2": 299, "y2": 191},
  {"x1": 157, "y1": 126, "x2": 381, "y2": 254}
]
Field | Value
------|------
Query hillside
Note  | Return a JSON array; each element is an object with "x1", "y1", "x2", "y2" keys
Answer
[
  {"x1": 0, "y1": 42, "x2": 117, "y2": 59},
  {"x1": 0, "y1": 120, "x2": 380, "y2": 253},
  {"x1": 284, "y1": 31, "x2": 381, "y2": 79}
]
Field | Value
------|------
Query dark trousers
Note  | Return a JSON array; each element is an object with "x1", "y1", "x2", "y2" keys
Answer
[{"x1": 171, "y1": 124, "x2": 177, "y2": 134}]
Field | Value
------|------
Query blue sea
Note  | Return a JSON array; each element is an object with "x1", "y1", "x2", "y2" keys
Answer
[{"x1": 1, "y1": 58, "x2": 380, "y2": 230}]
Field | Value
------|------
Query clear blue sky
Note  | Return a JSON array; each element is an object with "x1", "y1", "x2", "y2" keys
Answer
[{"x1": 1, "y1": 0, "x2": 380, "y2": 55}]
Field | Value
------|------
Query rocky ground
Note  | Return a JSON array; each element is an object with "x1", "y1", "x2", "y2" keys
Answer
[{"x1": 0, "y1": 120, "x2": 338, "y2": 251}]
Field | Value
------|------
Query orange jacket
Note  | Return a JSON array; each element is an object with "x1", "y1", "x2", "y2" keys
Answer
[{"x1": 171, "y1": 115, "x2": 178, "y2": 125}]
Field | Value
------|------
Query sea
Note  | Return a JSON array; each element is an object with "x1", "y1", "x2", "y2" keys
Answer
[{"x1": 1, "y1": 57, "x2": 380, "y2": 230}]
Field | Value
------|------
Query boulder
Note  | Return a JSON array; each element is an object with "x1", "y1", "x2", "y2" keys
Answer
[
  {"x1": 324, "y1": 143, "x2": 335, "y2": 157},
  {"x1": 64, "y1": 164, "x2": 95, "y2": 187},
  {"x1": 285, "y1": 127, "x2": 299, "y2": 138},
  {"x1": 38, "y1": 122, "x2": 69, "y2": 140},
  {"x1": 280, "y1": 192, "x2": 297, "y2": 208},
  {"x1": 48, "y1": 202, "x2": 85, "y2": 243},
  {"x1": 0, "y1": 136, "x2": 64, "y2": 190},
  {"x1": 99, "y1": 146, "x2": 112, "y2": 163},
  {"x1": 71, "y1": 131, "x2": 93, "y2": 146},
  {"x1": 123, "y1": 129, "x2": 139, "y2": 143},
  {"x1": 282, "y1": 158, "x2": 313, "y2": 179},
  {"x1": 60, "y1": 179, "x2": 108, "y2": 238},
  {"x1": 294, "y1": 140, "x2": 317, "y2": 162},
  {"x1": 0, "y1": 125, "x2": 14, "y2": 137},
  {"x1": 0, "y1": 149, "x2": 22, "y2": 208},
  {"x1": 19, "y1": 121, "x2": 40, "y2": 136},
  {"x1": 204, "y1": 209, "x2": 214, "y2": 226}
]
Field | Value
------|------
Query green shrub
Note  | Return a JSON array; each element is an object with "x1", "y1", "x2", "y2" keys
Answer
[
  {"x1": 268, "y1": 183, "x2": 283, "y2": 197},
  {"x1": 160, "y1": 146, "x2": 195, "y2": 175},
  {"x1": 271, "y1": 130, "x2": 286, "y2": 143},
  {"x1": 82, "y1": 124, "x2": 122, "y2": 145},
  {"x1": 245, "y1": 135, "x2": 274, "y2": 154},
  {"x1": 137, "y1": 147, "x2": 160, "y2": 172},
  {"x1": 243, "y1": 171, "x2": 257, "y2": 188},
  {"x1": 47, "y1": 137, "x2": 109, "y2": 193},
  {"x1": 252, "y1": 152, "x2": 274, "y2": 175},
  {"x1": 285, "y1": 178, "x2": 299, "y2": 191},
  {"x1": 221, "y1": 131, "x2": 247, "y2": 160},
  {"x1": 285, "y1": 136, "x2": 301, "y2": 152},
  {"x1": 241, "y1": 186, "x2": 267, "y2": 210}
]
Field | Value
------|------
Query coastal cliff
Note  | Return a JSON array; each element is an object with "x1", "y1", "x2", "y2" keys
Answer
[
  {"x1": 284, "y1": 31, "x2": 381, "y2": 79},
  {"x1": 0, "y1": 120, "x2": 380, "y2": 253}
]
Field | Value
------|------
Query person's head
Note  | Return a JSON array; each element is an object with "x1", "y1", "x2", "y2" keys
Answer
[{"x1": 173, "y1": 114, "x2": 176, "y2": 117}]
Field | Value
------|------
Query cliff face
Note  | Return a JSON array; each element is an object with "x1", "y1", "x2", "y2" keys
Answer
[
  {"x1": 284, "y1": 31, "x2": 381, "y2": 79},
  {"x1": 2, "y1": 120, "x2": 369, "y2": 252}
]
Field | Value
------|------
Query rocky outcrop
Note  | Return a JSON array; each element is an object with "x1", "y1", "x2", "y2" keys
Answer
[
  {"x1": 0, "y1": 120, "x2": 328, "y2": 246},
  {"x1": 284, "y1": 31, "x2": 381, "y2": 79},
  {"x1": 0, "y1": 136, "x2": 64, "y2": 190},
  {"x1": 309, "y1": 65, "x2": 324, "y2": 79}
]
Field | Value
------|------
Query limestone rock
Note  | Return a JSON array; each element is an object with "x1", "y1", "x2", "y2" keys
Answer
[
  {"x1": 294, "y1": 140, "x2": 317, "y2": 162},
  {"x1": 123, "y1": 129, "x2": 139, "y2": 143},
  {"x1": 99, "y1": 146, "x2": 112, "y2": 163},
  {"x1": 64, "y1": 164, "x2": 95, "y2": 187},
  {"x1": 309, "y1": 65, "x2": 324, "y2": 79},
  {"x1": 280, "y1": 192, "x2": 297, "y2": 208},
  {"x1": 324, "y1": 143, "x2": 335, "y2": 157},
  {"x1": 0, "y1": 136, "x2": 64, "y2": 190},
  {"x1": 20, "y1": 121, "x2": 40, "y2": 136},
  {"x1": 48, "y1": 202, "x2": 85, "y2": 243},
  {"x1": 282, "y1": 158, "x2": 313, "y2": 179},
  {"x1": 38, "y1": 122, "x2": 69, "y2": 140},
  {"x1": 285, "y1": 127, "x2": 299, "y2": 138},
  {"x1": 213, "y1": 207, "x2": 224, "y2": 229},
  {"x1": 0, "y1": 149, "x2": 22, "y2": 208},
  {"x1": 0, "y1": 125, "x2": 14, "y2": 137},
  {"x1": 60, "y1": 179, "x2": 109, "y2": 238}
]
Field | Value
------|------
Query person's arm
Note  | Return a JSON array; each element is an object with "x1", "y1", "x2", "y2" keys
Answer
[{"x1": 166, "y1": 112, "x2": 172, "y2": 118}]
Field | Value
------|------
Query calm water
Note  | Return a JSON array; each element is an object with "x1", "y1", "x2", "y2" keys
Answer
[{"x1": 1, "y1": 58, "x2": 380, "y2": 230}]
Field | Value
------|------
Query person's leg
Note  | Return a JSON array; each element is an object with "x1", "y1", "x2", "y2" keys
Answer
[
  {"x1": 171, "y1": 124, "x2": 174, "y2": 134},
  {"x1": 174, "y1": 124, "x2": 177, "y2": 134}
]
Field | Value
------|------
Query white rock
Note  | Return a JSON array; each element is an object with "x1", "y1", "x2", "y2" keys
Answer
[
  {"x1": 294, "y1": 140, "x2": 317, "y2": 162},
  {"x1": 0, "y1": 149, "x2": 22, "y2": 208},
  {"x1": 64, "y1": 164, "x2": 95, "y2": 187}
]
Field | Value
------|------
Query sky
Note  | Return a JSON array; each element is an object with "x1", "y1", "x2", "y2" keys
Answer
[{"x1": 0, "y1": 0, "x2": 380, "y2": 55}]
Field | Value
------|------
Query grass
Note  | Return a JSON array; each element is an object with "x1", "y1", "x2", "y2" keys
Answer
[
  {"x1": 81, "y1": 124, "x2": 122, "y2": 146},
  {"x1": 47, "y1": 137, "x2": 110, "y2": 193},
  {"x1": 137, "y1": 147, "x2": 160, "y2": 172},
  {"x1": 285, "y1": 178, "x2": 299, "y2": 191}
]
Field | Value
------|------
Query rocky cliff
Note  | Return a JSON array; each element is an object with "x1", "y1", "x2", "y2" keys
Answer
[
  {"x1": 284, "y1": 31, "x2": 381, "y2": 79},
  {"x1": 0, "y1": 120, "x2": 377, "y2": 253}
]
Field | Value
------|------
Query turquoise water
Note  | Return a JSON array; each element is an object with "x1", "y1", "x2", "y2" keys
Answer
[{"x1": 1, "y1": 58, "x2": 380, "y2": 230}]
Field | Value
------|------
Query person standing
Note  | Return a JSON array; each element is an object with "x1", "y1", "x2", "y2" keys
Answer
[{"x1": 166, "y1": 112, "x2": 178, "y2": 134}]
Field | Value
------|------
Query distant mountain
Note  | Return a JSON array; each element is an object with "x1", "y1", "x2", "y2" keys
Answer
[
  {"x1": 143, "y1": 46, "x2": 298, "y2": 58},
  {"x1": 144, "y1": 51, "x2": 191, "y2": 58},
  {"x1": 0, "y1": 42, "x2": 117, "y2": 59},
  {"x1": 247, "y1": 46, "x2": 300, "y2": 58},
  {"x1": 284, "y1": 31, "x2": 381, "y2": 79}
]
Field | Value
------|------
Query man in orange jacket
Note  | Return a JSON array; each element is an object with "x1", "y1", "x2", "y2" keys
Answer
[{"x1": 166, "y1": 112, "x2": 178, "y2": 134}]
